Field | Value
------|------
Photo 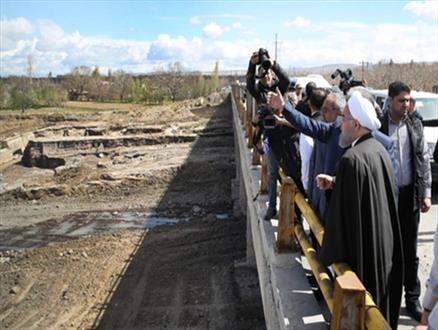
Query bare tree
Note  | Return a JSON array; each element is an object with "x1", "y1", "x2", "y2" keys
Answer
[
  {"x1": 211, "y1": 61, "x2": 220, "y2": 92},
  {"x1": 112, "y1": 70, "x2": 133, "y2": 102},
  {"x1": 27, "y1": 54, "x2": 33, "y2": 80},
  {"x1": 9, "y1": 76, "x2": 35, "y2": 112},
  {"x1": 92, "y1": 66, "x2": 100, "y2": 78},
  {"x1": 66, "y1": 66, "x2": 92, "y2": 100},
  {"x1": 165, "y1": 61, "x2": 186, "y2": 100}
]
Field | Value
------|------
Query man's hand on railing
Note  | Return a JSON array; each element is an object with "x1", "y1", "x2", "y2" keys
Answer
[
  {"x1": 315, "y1": 174, "x2": 335, "y2": 190},
  {"x1": 267, "y1": 87, "x2": 284, "y2": 111}
]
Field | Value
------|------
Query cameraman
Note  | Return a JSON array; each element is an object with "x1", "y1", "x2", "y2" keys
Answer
[
  {"x1": 331, "y1": 68, "x2": 366, "y2": 95},
  {"x1": 246, "y1": 49, "x2": 303, "y2": 221}
]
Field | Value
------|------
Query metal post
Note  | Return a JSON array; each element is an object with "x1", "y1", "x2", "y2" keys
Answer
[{"x1": 275, "y1": 33, "x2": 278, "y2": 62}]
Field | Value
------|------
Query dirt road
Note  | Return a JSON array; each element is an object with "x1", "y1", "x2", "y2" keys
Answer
[{"x1": 0, "y1": 96, "x2": 266, "y2": 329}]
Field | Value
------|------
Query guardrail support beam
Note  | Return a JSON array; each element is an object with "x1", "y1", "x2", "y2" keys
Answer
[
  {"x1": 252, "y1": 147, "x2": 261, "y2": 165},
  {"x1": 277, "y1": 177, "x2": 296, "y2": 251},
  {"x1": 330, "y1": 272, "x2": 365, "y2": 330},
  {"x1": 260, "y1": 154, "x2": 268, "y2": 193}
]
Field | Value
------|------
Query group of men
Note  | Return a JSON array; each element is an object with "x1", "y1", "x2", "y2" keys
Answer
[{"x1": 246, "y1": 51, "x2": 433, "y2": 329}]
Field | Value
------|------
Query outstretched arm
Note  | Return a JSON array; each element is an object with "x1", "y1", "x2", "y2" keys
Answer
[
  {"x1": 246, "y1": 52, "x2": 259, "y2": 101},
  {"x1": 267, "y1": 89, "x2": 334, "y2": 142}
]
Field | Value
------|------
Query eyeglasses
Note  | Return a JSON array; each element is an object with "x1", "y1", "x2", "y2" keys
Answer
[{"x1": 339, "y1": 114, "x2": 356, "y2": 121}]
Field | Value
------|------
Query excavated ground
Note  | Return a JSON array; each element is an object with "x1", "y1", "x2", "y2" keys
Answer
[{"x1": 0, "y1": 96, "x2": 266, "y2": 329}]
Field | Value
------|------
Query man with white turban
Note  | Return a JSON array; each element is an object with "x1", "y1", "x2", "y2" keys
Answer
[{"x1": 316, "y1": 91, "x2": 403, "y2": 329}]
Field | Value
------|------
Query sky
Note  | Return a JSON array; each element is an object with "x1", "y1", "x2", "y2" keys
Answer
[{"x1": 1, "y1": 0, "x2": 437, "y2": 77}]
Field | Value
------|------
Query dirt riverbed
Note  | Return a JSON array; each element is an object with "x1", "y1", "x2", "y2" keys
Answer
[{"x1": 0, "y1": 95, "x2": 266, "y2": 329}]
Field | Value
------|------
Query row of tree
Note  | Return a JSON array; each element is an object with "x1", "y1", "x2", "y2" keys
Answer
[
  {"x1": 1, "y1": 60, "x2": 436, "y2": 111},
  {"x1": 350, "y1": 61, "x2": 438, "y2": 92},
  {"x1": 290, "y1": 61, "x2": 438, "y2": 92},
  {"x1": 0, "y1": 61, "x2": 223, "y2": 110},
  {"x1": 0, "y1": 77, "x2": 67, "y2": 110}
]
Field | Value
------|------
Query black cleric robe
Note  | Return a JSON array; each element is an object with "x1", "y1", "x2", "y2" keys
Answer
[{"x1": 319, "y1": 133, "x2": 403, "y2": 329}]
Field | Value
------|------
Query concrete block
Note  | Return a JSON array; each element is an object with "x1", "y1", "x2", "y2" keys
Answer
[
  {"x1": 5, "y1": 135, "x2": 25, "y2": 152},
  {"x1": 0, "y1": 148, "x2": 13, "y2": 165}
]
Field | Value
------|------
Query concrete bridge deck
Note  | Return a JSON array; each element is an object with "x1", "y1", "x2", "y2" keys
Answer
[{"x1": 231, "y1": 87, "x2": 438, "y2": 329}]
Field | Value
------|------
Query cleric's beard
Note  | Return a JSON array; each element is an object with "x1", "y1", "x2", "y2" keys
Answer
[{"x1": 338, "y1": 130, "x2": 353, "y2": 148}]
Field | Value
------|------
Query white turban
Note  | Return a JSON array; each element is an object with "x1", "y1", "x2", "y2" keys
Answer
[{"x1": 347, "y1": 91, "x2": 381, "y2": 131}]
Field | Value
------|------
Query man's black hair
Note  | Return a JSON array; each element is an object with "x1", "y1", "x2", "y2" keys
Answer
[
  {"x1": 388, "y1": 80, "x2": 411, "y2": 98},
  {"x1": 305, "y1": 81, "x2": 317, "y2": 98},
  {"x1": 309, "y1": 88, "x2": 327, "y2": 109}
]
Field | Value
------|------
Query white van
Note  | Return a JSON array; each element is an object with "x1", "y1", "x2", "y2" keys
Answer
[{"x1": 290, "y1": 74, "x2": 332, "y2": 89}]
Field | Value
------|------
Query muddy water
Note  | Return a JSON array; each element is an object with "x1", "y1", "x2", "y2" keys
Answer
[{"x1": 0, "y1": 211, "x2": 233, "y2": 252}]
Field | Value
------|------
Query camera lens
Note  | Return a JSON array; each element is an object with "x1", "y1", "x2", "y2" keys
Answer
[
  {"x1": 258, "y1": 48, "x2": 271, "y2": 71},
  {"x1": 261, "y1": 59, "x2": 271, "y2": 70}
]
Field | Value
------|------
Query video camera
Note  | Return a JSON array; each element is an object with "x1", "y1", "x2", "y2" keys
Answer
[
  {"x1": 331, "y1": 68, "x2": 364, "y2": 95},
  {"x1": 257, "y1": 105, "x2": 276, "y2": 130}
]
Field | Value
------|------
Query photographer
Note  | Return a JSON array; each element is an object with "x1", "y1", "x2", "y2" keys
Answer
[
  {"x1": 246, "y1": 49, "x2": 290, "y2": 106},
  {"x1": 246, "y1": 49, "x2": 303, "y2": 221},
  {"x1": 331, "y1": 68, "x2": 365, "y2": 95}
]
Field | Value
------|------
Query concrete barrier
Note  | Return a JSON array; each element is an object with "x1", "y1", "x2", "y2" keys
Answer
[
  {"x1": 0, "y1": 148, "x2": 13, "y2": 165},
  {"x1": 0, "y1": 132, "x2": 34, "y2": 166},
  {"x1": 231, "y1": 86, "x2": 326, "y2": 329}
]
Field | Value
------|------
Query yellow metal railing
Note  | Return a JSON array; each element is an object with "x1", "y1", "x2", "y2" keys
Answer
[
  {"x1": 231, "y1": 83, "x2": 390, "y2": 330},
  {"x1": 279, "y1": 170, "x2": 389, "y2": 330}
]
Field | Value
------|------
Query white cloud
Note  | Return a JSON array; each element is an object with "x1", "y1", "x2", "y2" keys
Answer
[
  {"x1": 147, "y1": 34, "x2": 203, "y2": 63},
  {"x1": 203, "y1": 22, "x2": 223, "y2": 38},
  {"x1": 325, "y1": 22, "x2": 368, "y2": 30},
  {"x1": 284, "y1": 16, "x2": 312, "y2": 28},
  {"x1": 1, "y1": 17, "x2": 34, "y2": 39},
  {"x1": 404, "y1": 0, "x2": 438, "y2": 20},
  {"x1": 201, "y1": 21, "x2": 245, "y2": 38},
  {"x1": 0, "y1": 16, "x2": 436, "y2": 76},
  {"x1": 284, "y1": 18, "x2": 367, "y2": 31},
  {"x1": 0, "y1": 18, "x2": 152, "y2": 76},
  {"x1": 276, "y1": 20, "x2": 438, "y2": 67},
  {"x1": 1, "y1": 17, "x2": 34, "y2": 51},
  {"x1": 36, "y1": 19, "x2": 67, "y2": 51},
  {"x1": 190, "y1": 16, "x2": 201, "y2": 25}
]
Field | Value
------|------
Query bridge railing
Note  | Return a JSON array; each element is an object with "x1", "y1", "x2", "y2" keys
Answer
[{"x1": 231, "y1": 83, "x2": 390, "y2": 330}]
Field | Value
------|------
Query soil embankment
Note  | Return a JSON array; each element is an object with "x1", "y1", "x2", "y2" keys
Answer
[{"x1": 0, "y1": 96, "x2": 266, "y2": 329}]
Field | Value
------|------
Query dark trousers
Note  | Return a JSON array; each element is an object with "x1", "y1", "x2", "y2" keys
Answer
[{"x1": 398, "y1": 185, "x2": 421, "y2": 304}]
